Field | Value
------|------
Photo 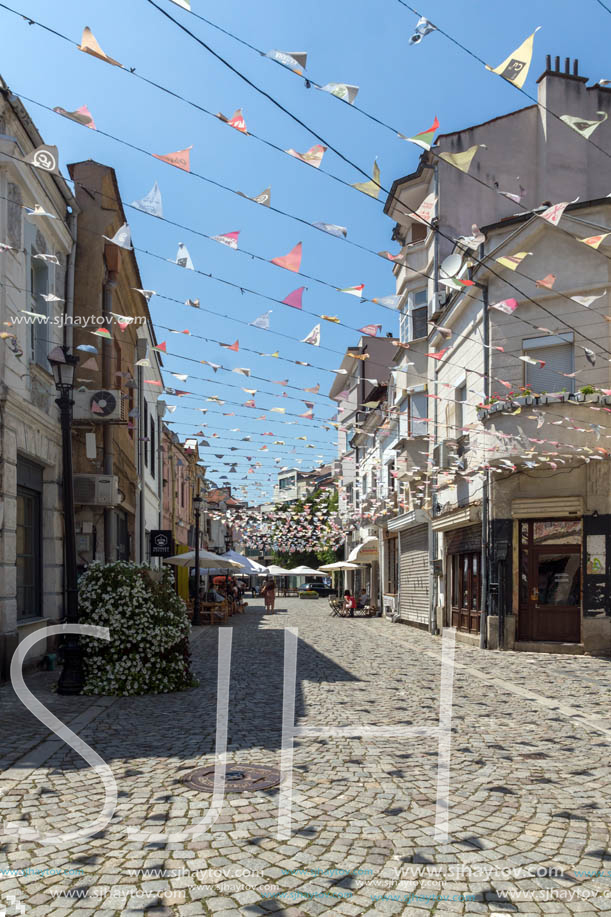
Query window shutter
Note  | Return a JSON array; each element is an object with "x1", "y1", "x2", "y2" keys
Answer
[{"x1": 525, "y1": 343, "x2": 574, "y2": 393}]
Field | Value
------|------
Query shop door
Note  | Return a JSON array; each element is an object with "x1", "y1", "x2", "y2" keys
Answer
[{"x1": 518, "y1": 520, "x2": 581, "y2": 642}]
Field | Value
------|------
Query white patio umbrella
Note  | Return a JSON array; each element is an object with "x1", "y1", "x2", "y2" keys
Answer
[
  {"x1": 318, "y1": 561, "x2": 359, "y2": 572},
  {"x1": 221, "y1": 550, "x2": 267, "y2": 574},
  {"x1": 265, "y1": 564, "x2": 294, "y2": 575},
  {"x1": 290, "y1": 565, "x2": 323, "y2": 575},
  {"x1": 163, "y1": 549, "x2": 243, "y2": 570}
]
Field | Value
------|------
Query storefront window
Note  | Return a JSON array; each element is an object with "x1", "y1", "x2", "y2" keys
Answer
[{"x1": 532, "y1": 519, "x2": 582, "y2": 545}]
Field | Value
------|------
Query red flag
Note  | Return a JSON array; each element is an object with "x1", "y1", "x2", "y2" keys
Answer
[
  {"x1": 271, "y1": 242, "x2": 302, "y2": 272},
  {"x1": 153, "y1": 341, "x2": 167, "y2": 353},
  {"x1": 282, "y1": 287, "x2": 304, "y2": 309},
  {"x1": 220, "y1": 340, "x2": 239, "y2": 352},
  {"x1": 426, "y1": 348, "x2": 448, "y2": 360},
  {"x1": 152, "y1": 146, "x2": 192, "y2": 172}
]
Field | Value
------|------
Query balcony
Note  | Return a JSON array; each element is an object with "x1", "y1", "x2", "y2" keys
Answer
[
  {"x1": 394, "y1": 237, "x2": 433, "y2": 290},
  {"x1": 474, "y1": 394, "x2": 611, "y2": 467}
]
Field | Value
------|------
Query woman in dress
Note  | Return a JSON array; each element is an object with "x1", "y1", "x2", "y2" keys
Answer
[{"x1": 262, "y1": 577, "x2": 276, "y2": 613}]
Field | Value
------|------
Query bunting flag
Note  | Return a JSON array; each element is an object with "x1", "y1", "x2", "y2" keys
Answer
[
  {"x1": 520, "y1": 354, "x2": 545, "y2": 367},
  {"x1": 538, "y1": 198, "x2": 578, "y2": 226},
  {"x1": 217, "y1": 109, "x2": 247, "y2": 133},
  {"x1": 92, "y1": 327, "x2": 111, "y2": 339},
  {"x1": 578, "y1": 233, "x2": 610, "y2": 249},
  {"x1": 373, "y1": 294, "x2": 401, "y2": 308},
  {"x1": 560, "y1": 111, "x2": 607, "y2": 139},
  {"x1": 77, "y1": 344, "x2": 98, "y2": 353},
  {"x1": 319, "y1": 83, "x2": 359, "y2": 103},
  {"x1": 102, "y1": 223, "x2": 132, "y2": 249},
  {"x1": 220, "y1": 340, "x2": 239, "y2": 352},
  {"x1": 250, "y1": 311, "x2": 271, "y2": 329},
  {"x1": 496, "y1": 251, "x2": 532, "y2": 270},
  {"x1": 304, "y1": 383, "x2": 320, "y2": 393},
  {"x1": 169, "y1": 0, "x2": 190, "y2": 8},
  {"x1": 237, "y1": 186, "x2": 271, "y2": 207},
  {"x1": 25, "y1": 205, "x2": 57, "y2": 221},
  {"x1": 133, "y1": 288, "x2": 156, "y2": 301},
  {"x1": 439, "y1": 144, "x2": 481, "y2": 173},
  {"x1": 485, "y1": 28, "x2": 541, "y2": 89},
  {"x1": 400, "y1": 116, "x2": 439, "y2": 151},
  {"x1": 409, "y1": 16, "x2": 436, "y2": 45},
  {"x1": 571, "y1": 292, "x2": 607, "y2": 308},
  {"x1": 79, "y1": 26, "x2": 122, "y2": 67},
  {"x1": 153, "y1": 341, "x2": 167, "y2": 353},
  {"x1": 153, "y1": 146, "x2": 192, "y2": 172},
  {"x1": 233, "y1": 367, "x2": 251, "y2": 376},
  {"x1": 426, "y1": 347, "x2": 449, "y2": 360},
  {"x1": 175, "y1": 242, "x2": 194, "y2": 269},
  {"x1": 456, "y1": 224, "x2": 486, "y2": 250},
  {"x1": 131, "y1": 181, "x2": 163, "y2": 217},
  {"x1": 321, "y1": 314, "x2": 340, "y2": 323},
  {"x1": 352, "y1": 160, "x2": 381, "y2": 198},
  {"x1": 535, "y1": 273, "x2": 556, "y2": 289},
  {"x1": 171, "y1": 373, "x2": 188, "y2": 381},
  {"x1": 271, "y1": 242, "x2": 302, "y2": 272},
  {"x1": 300, "y1": 410, "x2": 314, "y2": 419},
  {"x1": 360, "y1": 324, "x2": 382, "y2": 336},
  {"x1": 266, "y1": 50, "x2": 307, "y2": 74},
  {"x1": 53, "y1": 104, "x2": 96, "y2": 129},
  {"x1": 185, "y1": 298, "x2": 200, "y2": 308},
  {"x1": 280, "y1": 287, "x2": 305, "y2": 310},
  {"x1": 339, "y1": 284, "x2": 365, "y2": 297},
  {"x1": 212, "y1": 231, "x2": 240, "y2": 249},
  {"x1": 312, "y1": 221, "x2": 347, "y2": 238},
  {"x1": 41, "y1": 293, "x2": 64, "y2": 303},
  {"x1": 23, "y1": 144, "x2": 60, "y2": 175},
  {"x1": 412, "y1": 192, "x2": 437, "y2": 224},
  {"x1": 285, "y1": 144, "x2": 326, "y2": 167},
  {"x1": 490, "y1": 297, "x2": 519, "y2": 315},
  {"x1": 301, "y1": 324, "x2": 320, "y2": 346}
]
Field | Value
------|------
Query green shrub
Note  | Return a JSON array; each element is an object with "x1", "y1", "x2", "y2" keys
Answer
[
  {"x1": 78, "y1": 562, "x2": 196, "y2": 695},
  {"x1": 298, "y1": 590, "x2": 318, "y2": 599}
]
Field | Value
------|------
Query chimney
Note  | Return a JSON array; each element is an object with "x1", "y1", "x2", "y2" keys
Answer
[{"x1": 537, "y1": 54, "x2": 585, "y2": 84}]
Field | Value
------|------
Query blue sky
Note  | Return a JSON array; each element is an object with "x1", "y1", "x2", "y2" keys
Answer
[{"x1": 1, "y1": 0, "x2": 609, "y2": 503}]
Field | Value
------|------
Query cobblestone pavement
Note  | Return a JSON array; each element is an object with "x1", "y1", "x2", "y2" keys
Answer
[{"x1": 1, "y1": 597, "x2": 611, "y2": 916}]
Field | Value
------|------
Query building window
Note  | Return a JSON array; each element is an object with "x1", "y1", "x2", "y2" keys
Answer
[
  {"x1": 523, "y1": 333, "x2": 574, "y2": 394},
  {"x1": 409, "y1": 391, "x2": 428, "y2": 437},
  {"x1": 455, "y1": 382, "x2": 467, "y2": 433},
  {"x1": 150, "y1": 415, "x2": 156, "y2": 479},
  {"x1": 143, "y1": 401, "x2": 149, "y2": 468},
  {"x1": 26, "y1": 222, "x2": 52, "y2": 368},
  {"x1": 279, "y1": 476, "x2": 295, "y2": 490},
  {"x1": 115, "y1": 509, "x2": 130, "y2": 561},
  {"x1": 361, "y1": 473, "x2": 368, "y2": 497}
]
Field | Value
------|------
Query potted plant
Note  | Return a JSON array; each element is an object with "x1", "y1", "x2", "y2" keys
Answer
[
  {"x1": 515, "y1": 386, "x2": 536, "y2": 406},
  {"x1": 574, "y1": 384, "x2": 600, "y2": 403},
  {"x1": 299, "y1": 589, "x2": 318, "y2": 600}
]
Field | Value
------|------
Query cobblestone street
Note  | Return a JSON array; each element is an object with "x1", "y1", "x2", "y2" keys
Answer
[{"x1": 1, "y1": 597, "x2": 611, "y2": 915}]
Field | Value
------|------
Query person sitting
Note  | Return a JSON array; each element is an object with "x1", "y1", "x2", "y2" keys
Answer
[
  {"x1": 357, "y1": 587, "x2": 370, "y2": 609},
  {"x1": 344, "y1": 589, "x2": 356, "y2": 617}
]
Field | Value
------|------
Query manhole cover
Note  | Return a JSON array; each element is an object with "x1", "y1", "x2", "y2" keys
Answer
[{"x1": 182, "y1": 764, "x2": 282, "y2": 793}]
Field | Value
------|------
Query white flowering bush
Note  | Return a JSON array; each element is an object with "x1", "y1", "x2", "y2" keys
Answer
[{"x1": 78, "y1": 562, "x2": 196, "y2": 695}]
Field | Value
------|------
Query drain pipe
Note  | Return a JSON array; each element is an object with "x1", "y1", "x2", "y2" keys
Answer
[
  {"x1": 479, "y1": 258, "x2": 490, "y2": 650},
  {"x1": 102, "y1": 244, "x2": 119, "y2": 562},
  {"x1": 63, "y1": 210, "x2": 77, "y2": 351},
  {"x1": 428, "y1": 162, "x2": 440, "y2": 635}
]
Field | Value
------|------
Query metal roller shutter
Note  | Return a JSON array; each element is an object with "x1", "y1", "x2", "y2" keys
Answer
[{"x1": 399, "y1": 524, "x2": 429, "y2": 625}]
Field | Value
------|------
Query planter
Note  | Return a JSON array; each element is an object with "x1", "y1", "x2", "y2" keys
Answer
[
  {"x1": 515, "y1": 396, "x2": 535, "y2": 406},
  {"x1": 299, "y1": 591, "x2": 319, "y2": 600},
  {"x1": 538, "y1": 393, "x2": 567, "y2": 405}
]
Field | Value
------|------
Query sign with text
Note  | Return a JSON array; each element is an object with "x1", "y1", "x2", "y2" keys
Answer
[{"x1": 150, "y1": 530, "x2": 173, "y2": 557}]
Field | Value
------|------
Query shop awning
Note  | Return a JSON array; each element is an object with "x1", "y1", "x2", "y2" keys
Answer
[{"x1": 347, "y1": 536, "x2": 379, "y2": 564}]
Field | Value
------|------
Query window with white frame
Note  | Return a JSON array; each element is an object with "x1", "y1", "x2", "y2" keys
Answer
[
  {"x1": 523, "y1": 333, "x2": 574, "y2": 394},
  {"x1": 399, "y1": 289, "x2": 428, "y2": 344},
  {"x1": 25, "y1": 222, "x2": 52, "y2": 368},
  {"x1": 455, "y1": 381, "x2": 467, "y2": 433},
  {"x1": 409, "y1": 390, "x2": 428, "y2": 436}
]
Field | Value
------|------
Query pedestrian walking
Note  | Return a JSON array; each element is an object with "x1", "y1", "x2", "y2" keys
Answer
[{"x1": 262, "y1": 577, "x2": 276, "y2": 613}]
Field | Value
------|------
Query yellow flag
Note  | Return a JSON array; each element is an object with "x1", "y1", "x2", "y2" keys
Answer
[
  {"x1": 352, "y1": 159, "x2": 381, "y2": 198},
  {"x1": 438, "y1": 145, "x2": 480, "y2": 174},
  {"x1": 495, "y1": 251, "x2": 532, "y2": 270},
  {"x1": 486, "y1": 28, "x2": 541, "y2": 89},
  {"x1": 578, "y1": 233, "x2": 610, "y2": 250}
]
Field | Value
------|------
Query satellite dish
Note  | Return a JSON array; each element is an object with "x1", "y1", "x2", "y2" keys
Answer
[{"x1": 440, "y1": 252, "x2": 463, "y2": 279}]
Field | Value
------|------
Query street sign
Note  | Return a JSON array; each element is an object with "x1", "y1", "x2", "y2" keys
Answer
[{"x1": 150, "y1": 530, "x2": 173, "y2": 557}]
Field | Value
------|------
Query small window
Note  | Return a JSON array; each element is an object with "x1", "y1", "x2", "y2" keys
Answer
[
  {"x1": 411, "y1": 222, "x2": 427, "y2": 243},
  {"x1": 150, "y1": 415, "x2": 156, "y2": 480},
  {"x1": 410, "y1": 392, "x2": 428, "y2": 436},
  {"x1": 455, "y1": 383, "x2": 467, "y2": 432}
]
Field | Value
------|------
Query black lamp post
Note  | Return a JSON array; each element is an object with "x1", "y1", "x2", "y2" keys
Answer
[
  {"x1": 192, "y1": 494, "x2": 203, "y2": 625},
  {"x1": 48, "y1": 345, "x2": 83, "y2": 695}
]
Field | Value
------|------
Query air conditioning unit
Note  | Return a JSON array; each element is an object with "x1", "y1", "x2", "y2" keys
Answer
[
  {"x1": 73, "y1": 389, "x2": 126, "y2": 423},
  {"x1": 73, "y1": 474, "x2": 119, "y2": 506}
]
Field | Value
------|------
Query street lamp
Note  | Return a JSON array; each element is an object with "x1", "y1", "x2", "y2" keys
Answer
[
  {"x1": 192, "y1": 493, "x2": 203, "y2": 626},
  {"x1": 47, "y1": 345, "x2": 83, "y2": 695}
]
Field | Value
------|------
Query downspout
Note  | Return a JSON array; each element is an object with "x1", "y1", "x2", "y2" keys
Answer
[
  {"x1": 137, "y1": 360, "x2": 145, "y2": 563},
  {"x1": 479, "y1": 253, "x2": 490, "y2": 650},
  {"x1": 428, "y1": 162, "x2": 440, "y2": 635},
  {"x1": 102, "y1": 244, "x2": 118, "y2": 562}
]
